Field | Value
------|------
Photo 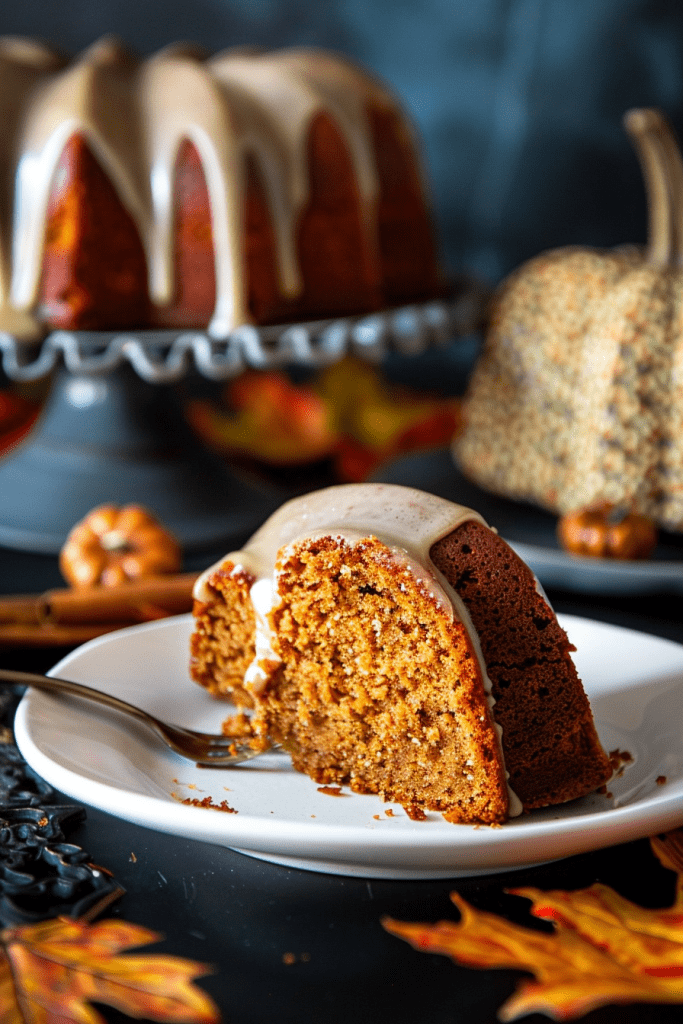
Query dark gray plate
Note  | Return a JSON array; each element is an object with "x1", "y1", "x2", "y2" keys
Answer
[{"x1": 372, "y1": 448, "x2": 683, "y2": 596}]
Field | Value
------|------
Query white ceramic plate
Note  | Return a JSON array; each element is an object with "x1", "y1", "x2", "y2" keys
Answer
[{"x1": 14, "y1": 614, "x2": 683, "y2": 880}]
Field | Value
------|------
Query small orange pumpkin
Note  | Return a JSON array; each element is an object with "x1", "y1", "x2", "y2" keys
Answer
[
  {"x1": 60, "y1": 504, "x2": 182, "y2": 588},
  {"x1": 557, "y1": 502, "x2": 658, "y2": 560}
]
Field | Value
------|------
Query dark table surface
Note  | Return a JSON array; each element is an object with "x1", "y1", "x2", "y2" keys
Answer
[{"x1": 2, "y1": 520, "x2": 683, "y2": 1024}]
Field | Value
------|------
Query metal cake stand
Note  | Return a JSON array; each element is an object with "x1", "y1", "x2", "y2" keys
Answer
[{"x1": 0, "y1": 281, "x2": 487, "y2": 555}]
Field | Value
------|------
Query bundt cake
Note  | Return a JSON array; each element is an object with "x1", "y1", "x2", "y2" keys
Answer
[
  {"x1": 0, "y1": 36, "x2": 441, "y2": 341},
  {"x1": 190, "y1": 483, "x2": 612, "y2": 824},
  {"x1": 454, "y1": 108, "x2": 683, "y2": 534}
]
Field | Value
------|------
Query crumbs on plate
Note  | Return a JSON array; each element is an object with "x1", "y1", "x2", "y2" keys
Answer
[
  {"x1": 609, "y1": 748, "x2": 633, "y2": 775},
  {"x1": 171, "y1": 790, "x2": 237, "y2": 813},
  {"x1": 182, "y1": 795, "x2": 238, "y2": 813}
]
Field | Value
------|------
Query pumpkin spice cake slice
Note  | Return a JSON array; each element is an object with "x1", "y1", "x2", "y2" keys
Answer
[{"x1": 190, "y1": 483, "x2": 612, "y2": 824}]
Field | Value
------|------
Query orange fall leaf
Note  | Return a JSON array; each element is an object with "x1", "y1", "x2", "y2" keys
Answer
[
  {"x1": 185, "y1": 359, "x2": 461, "y2": 475},
  {"x1": 0, "y1": 915, "x2": 220, "y2": 1024},
  {"x1": 383, "y1": 830, "x2": 683, "y2": 1021}
]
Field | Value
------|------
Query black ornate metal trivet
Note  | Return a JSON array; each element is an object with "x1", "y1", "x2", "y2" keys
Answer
[{"x1": 0, "y1": 693, "x2": 122, "y2": 926}]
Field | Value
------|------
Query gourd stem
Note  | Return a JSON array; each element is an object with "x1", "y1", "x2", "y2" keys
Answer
[
  {"x1": 623, "y1": 108, "x2": 674, "y2": 268},
  {"x1": 651, "y1": 112, "x2": 683, "y2": 266}
]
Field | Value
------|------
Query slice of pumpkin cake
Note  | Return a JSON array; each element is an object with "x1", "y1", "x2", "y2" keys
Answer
[{"x1": 190, "y1": 483, "x2": 611, "y2": 824}]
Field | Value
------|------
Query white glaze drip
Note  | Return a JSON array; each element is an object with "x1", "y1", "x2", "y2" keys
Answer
[{"x1": 242, "y1": 575, "x2": 281, "y2": 692}]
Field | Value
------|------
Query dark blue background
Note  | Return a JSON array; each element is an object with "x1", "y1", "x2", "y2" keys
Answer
[{"x1": 2, "y1": 0, "x2": 682, "y2": 285}]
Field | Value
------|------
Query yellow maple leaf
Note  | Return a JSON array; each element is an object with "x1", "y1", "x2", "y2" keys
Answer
[
  {"x1": 0, "y1": 916, "x2": 220, "y2": 1024},
  {"x1": 383, "y1": 829, "x2": 683, "y2": 1021}
]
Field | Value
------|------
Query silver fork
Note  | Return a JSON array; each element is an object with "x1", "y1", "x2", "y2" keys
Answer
[{"x1": 0, "y1": 667, "x2": 274, "y2": 766}]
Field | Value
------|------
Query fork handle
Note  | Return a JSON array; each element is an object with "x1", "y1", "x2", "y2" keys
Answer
[{"x1": 0, "y1": 667, "x2": 161, "y2": 729}]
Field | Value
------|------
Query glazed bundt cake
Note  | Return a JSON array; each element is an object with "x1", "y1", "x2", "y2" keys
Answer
[
  {"x1": 0, "y1": 36, "x2": 441, "y2": 340},
  {"x1": 190, "y1": 483, "x2": 612, "y2": 824}
]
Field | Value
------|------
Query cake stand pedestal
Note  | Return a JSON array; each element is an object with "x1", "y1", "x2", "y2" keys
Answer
[
  {"x1": 0, "y1": 283, "x2": 486, "y2": 555},
  {"x1": 0, "y1": 363, "x2": 283, "y2": 554}
]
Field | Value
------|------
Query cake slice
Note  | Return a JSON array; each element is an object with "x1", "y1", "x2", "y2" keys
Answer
[{"x1": 190, "y1": 484, "x2": 612, "y2": 824}]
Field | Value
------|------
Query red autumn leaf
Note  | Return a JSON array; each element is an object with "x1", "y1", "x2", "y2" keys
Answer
[
  {"x1": 0, "y1": 915, "x2": 220, "y2": 1024},
  {"x1": 0, "y1": 389, "x2": 40, "y2": 456},
  {"x1": 186, "y1": 370, "x2": 337, "y2": 466},
  {"x1": 383, "y1": 829, "x2": 683, "y2": 1021},
  {"x1": 332, "y1": 436, "x2": 384, "y2": 483},
  {"x1": 185, "y1": 357, "x2": 462, "y2": 476}
]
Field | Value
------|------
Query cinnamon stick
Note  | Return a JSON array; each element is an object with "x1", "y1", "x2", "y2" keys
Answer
[
  {"x1": 0, "y1": 622, "x2": 129, "y2": 648},
  {"x1": 0, "y1": 573, "x2": 202, "y2": 647},
  {"x1": 0, "y1": 572, "x2": 199, "y2": 630},
  {"x1": 0, "y1": 595, "x2": 43, "y2": 624},
  {"x1": 43, "y1": 573, "x2": 199, "y2": 624}
]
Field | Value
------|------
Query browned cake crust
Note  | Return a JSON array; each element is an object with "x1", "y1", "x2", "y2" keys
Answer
[
  {"x1": 429, "y1": 521, "x2": 612, "y2": 808},
  {"x1": 40, "y1": 133, "x2": 151, "y2": 331},
  {"x1": 251, "y1": 535, "x2": 510, "y2": 824},
  {"x1": 190, "y1": 563, "x2": 256, "y2": 708}
]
